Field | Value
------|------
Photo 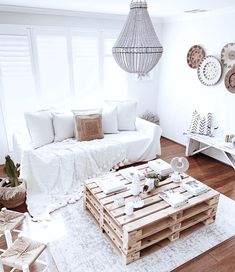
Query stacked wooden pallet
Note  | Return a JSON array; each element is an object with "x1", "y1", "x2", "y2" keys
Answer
[{"x1": 85, "y1": 163, "x2": 220, "y2": 264}]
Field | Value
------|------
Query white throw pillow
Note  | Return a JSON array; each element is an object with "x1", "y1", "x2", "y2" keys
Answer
[
  {"x1": 52, "y1": 112, "x2": 74, "y2": 142},
  {"x1": 102, "y1": 105, "x2": 118, "y2": 134},
  {"x1": 24, "y1": 110, "x2": 54, "y2": 148},
  {"x1": 106, "y1": 100, "x2": 137, "y2": 131}
]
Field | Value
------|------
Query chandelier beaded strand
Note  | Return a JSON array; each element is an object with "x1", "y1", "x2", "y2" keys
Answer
[{"x1": 112, "y1": 0, "x2": 163, "y2": 78}]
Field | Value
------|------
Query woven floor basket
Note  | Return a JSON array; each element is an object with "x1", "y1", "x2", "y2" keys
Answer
[{"x1": 0, "y1": 179, "x2": 26, "y2": 208}]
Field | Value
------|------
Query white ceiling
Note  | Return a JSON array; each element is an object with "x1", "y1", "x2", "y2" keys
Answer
[{"x1": 0, "y1": 0, "x2": 235, "y2": 18}]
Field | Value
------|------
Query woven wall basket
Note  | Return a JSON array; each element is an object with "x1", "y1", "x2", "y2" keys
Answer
[
  {"x1": 224, "y1": 67, "x2": 235, "y2": 93},
  {"x1": 187, "y1": 45, "x2": 205, "y2": 69},
  {"x1": 197, "y1": 55, "x2": 222, "y2": 86},
  {"x1": 221, "y1": 43, "x2": 235, "y2": 68},
  {"x1": 0, "y1": 179, "x2": 26, "y2": 208}
]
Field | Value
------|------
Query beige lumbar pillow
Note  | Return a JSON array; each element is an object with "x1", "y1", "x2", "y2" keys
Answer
[{"x1": 73, "y1": 110, "x2": 104, "y2": 141}]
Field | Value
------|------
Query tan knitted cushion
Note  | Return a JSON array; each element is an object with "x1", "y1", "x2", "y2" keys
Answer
[{"x1": 74, "y1": 113, "x2": 104, "y2": 141}]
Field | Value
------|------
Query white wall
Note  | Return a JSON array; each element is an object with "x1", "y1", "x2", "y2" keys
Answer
[
  {"x1": 0, "y1": 11, "x2": 124, "y2": 29},
  {"x1": 127, "y1": 66, "x2": 160, "y2": 115},
  {"x1": 127, "y1": 40, "x2": 162, "y2": 116},
  {"x1": 0, "y1": 102, "x2": 8, "y2": 163},
  {"x1": 158, "y1": 11, "x2": 235, "y2": 150}
]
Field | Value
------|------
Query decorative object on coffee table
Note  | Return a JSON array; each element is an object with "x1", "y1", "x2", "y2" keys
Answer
[
  {"x1": 131, "y1": 175, "x2": 141, "y2": 196},
  {"x1": 0, "y1": 156, "x2": 26, "y2": 208},
  {"x1": 187, "y1": 45, "x2": 205, "y2": 69},
  {"x1": 95, "y1": 174, "x2": 126, "y2": 195},
  {"x1": 197, "y1": 55, "x2": 222, "y2": 86},
  {"x1": 124, "y1": 202, "x2": 134, "y2": 216},
  {"x1": 221, "y1": 43, "x2": 235, "y2": 68},
  {"x1": 225, "y1": 66, "x2": 235, "y2": 93},
  {"x1": 85, "y1": 163, "x2": 220, "y2": 264},
  {"x1": 158, "y1": 189, "x2": 189, "y2": 208},
  {"x1": 181, "y1": 179, "x2": 209, "y2": 196},
  {"x1": 143, "y1": 173, "x2": 167, "y2": 193},
  {"x1": 170, "y1": 157, "x2": 189, "y2": 183},
  {"x1": 147, "y1": 159, "x2": 173, "y2": 176},
  {"x1": 143, "y1": 175, "x2": 155, "y2": 193}
]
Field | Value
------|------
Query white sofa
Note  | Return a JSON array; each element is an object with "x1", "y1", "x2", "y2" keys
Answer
[
  {"x1": 13, "y1": 117, "x2": 162, "y2": 164},
  {"x1": 12, "y1": 117, "x2": 162, "y2": 217}
]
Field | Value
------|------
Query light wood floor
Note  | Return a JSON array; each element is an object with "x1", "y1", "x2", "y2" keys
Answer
[{"x1": 1, "y1": 137, "x2": 235, "y2": 271}]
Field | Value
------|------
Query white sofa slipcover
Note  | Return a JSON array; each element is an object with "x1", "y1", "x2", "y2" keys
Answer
[
  {"x1": 13, "y1": 117, "x2": 162, "y2": 164},
  {"x1": 12, "y1": 117, "x2": 162, "y2": 217}
]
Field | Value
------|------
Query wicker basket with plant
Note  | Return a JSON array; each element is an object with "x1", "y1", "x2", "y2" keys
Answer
[{"x1": 0, "y1": 155, "x2": 26, "y2": 208}]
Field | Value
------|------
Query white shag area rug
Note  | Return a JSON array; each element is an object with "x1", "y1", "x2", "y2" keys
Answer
[{"x1": 33, "y1": 194, "x2": 235, "y2": 272}]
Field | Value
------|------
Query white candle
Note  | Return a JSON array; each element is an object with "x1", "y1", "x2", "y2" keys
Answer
[{"x1": 125, "y1": 202, "x2": 134, "y2": 216}]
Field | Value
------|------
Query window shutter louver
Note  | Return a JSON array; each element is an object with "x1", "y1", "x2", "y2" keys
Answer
[
  {"x1": 0, "y1": 34, "x2": 36, "y2": 149},
  {"x1": 0, "y1": 35, "x2": 33, "y2": 78}
]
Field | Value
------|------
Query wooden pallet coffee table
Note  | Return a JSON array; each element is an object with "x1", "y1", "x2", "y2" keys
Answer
[{"x1": 84, "y1": 163, "x2": 220, "y2": 264}]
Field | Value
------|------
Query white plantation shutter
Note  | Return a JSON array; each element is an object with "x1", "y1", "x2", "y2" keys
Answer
[
  {"x1": 0, "y1": 35, "x2": 37, "y2": 148},
  {"x1": 72, "y1": 36, "x2": 101, "y2": 106},
  {"x1": 36, "y1": 34, "x2": 71, "y2": 106},
  {"x1": 0, "y1": 35, "x2": 32, "y2": 77},
  {"x1": 103, "y1": 38, "x2": 128, "y2": 100}
]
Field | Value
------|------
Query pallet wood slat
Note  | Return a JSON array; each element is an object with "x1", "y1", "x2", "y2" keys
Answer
[
  {"x1": 103, "y1": 176, "x2": 192, "y2": 211},
  {"x1": 103, "y1": 213, "x2": 123, "y2": 240},
  {"x1": 85, "y1": 164, "x2": 220, "y2": 264},
  {"x1": 98, "y1": 175, "x2": 176, "y2": 205},
  {"x1": 141, "y1": 228, "x2": 173, "y2": 250},
  {"x1": 123, "y1": 189, "x2": 219, "y2": 233},
  {"x1": 109, "y1": 183, "x2": 183, "y2": 217}
]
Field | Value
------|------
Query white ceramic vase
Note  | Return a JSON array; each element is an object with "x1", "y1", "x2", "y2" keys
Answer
[
  {"x1": 144, "y1": 178, "x2": 155, "y2": 192},
  {"x1": 131, "y1": 177, "x2": 141, "y2": 196}
]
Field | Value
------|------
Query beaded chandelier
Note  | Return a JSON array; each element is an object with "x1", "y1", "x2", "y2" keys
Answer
[{"x1": 112, "y1": 0, "x2": 163, "y2": 78}]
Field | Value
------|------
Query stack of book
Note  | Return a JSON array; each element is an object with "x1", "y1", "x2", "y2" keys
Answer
[
  {"x1": 159, "y1": 189, "x2": 188, "y2": 208},
  {"x1": 148, "y1": 159, "x2": 173, "y2": 176},
  {"x1": 96, "y1": 174, "x2": 126, "y2": 195},
  {"x1": 181, "y1": 179, "x2": 209, "y2": 196},
  {"x1": 119, "y1": 167, "x2": 145, "y2": 181}
]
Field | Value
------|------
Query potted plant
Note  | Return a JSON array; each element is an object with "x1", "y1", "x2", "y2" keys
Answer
[{"x1": 0, "y1": 155, "x2": 26, "y2": 208}]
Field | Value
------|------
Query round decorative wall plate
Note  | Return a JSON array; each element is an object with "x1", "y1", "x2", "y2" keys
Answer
[
  {"x1": 221, "y1": 43, "x2": 235, "y2": 68},
  {"x1": 197, "y1": 55, "x2": 222, "y2": 86},
  {"x1": 225, "y1": 67, "x2": 235, "y2": 93},
  {"x1": 187, "y1": 45, "x2": 205, "y2": 69}
]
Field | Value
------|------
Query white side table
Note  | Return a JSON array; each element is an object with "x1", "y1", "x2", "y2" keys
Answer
[{"x1": 185, "y1": 133, "x2": 235, "y2": 170}]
